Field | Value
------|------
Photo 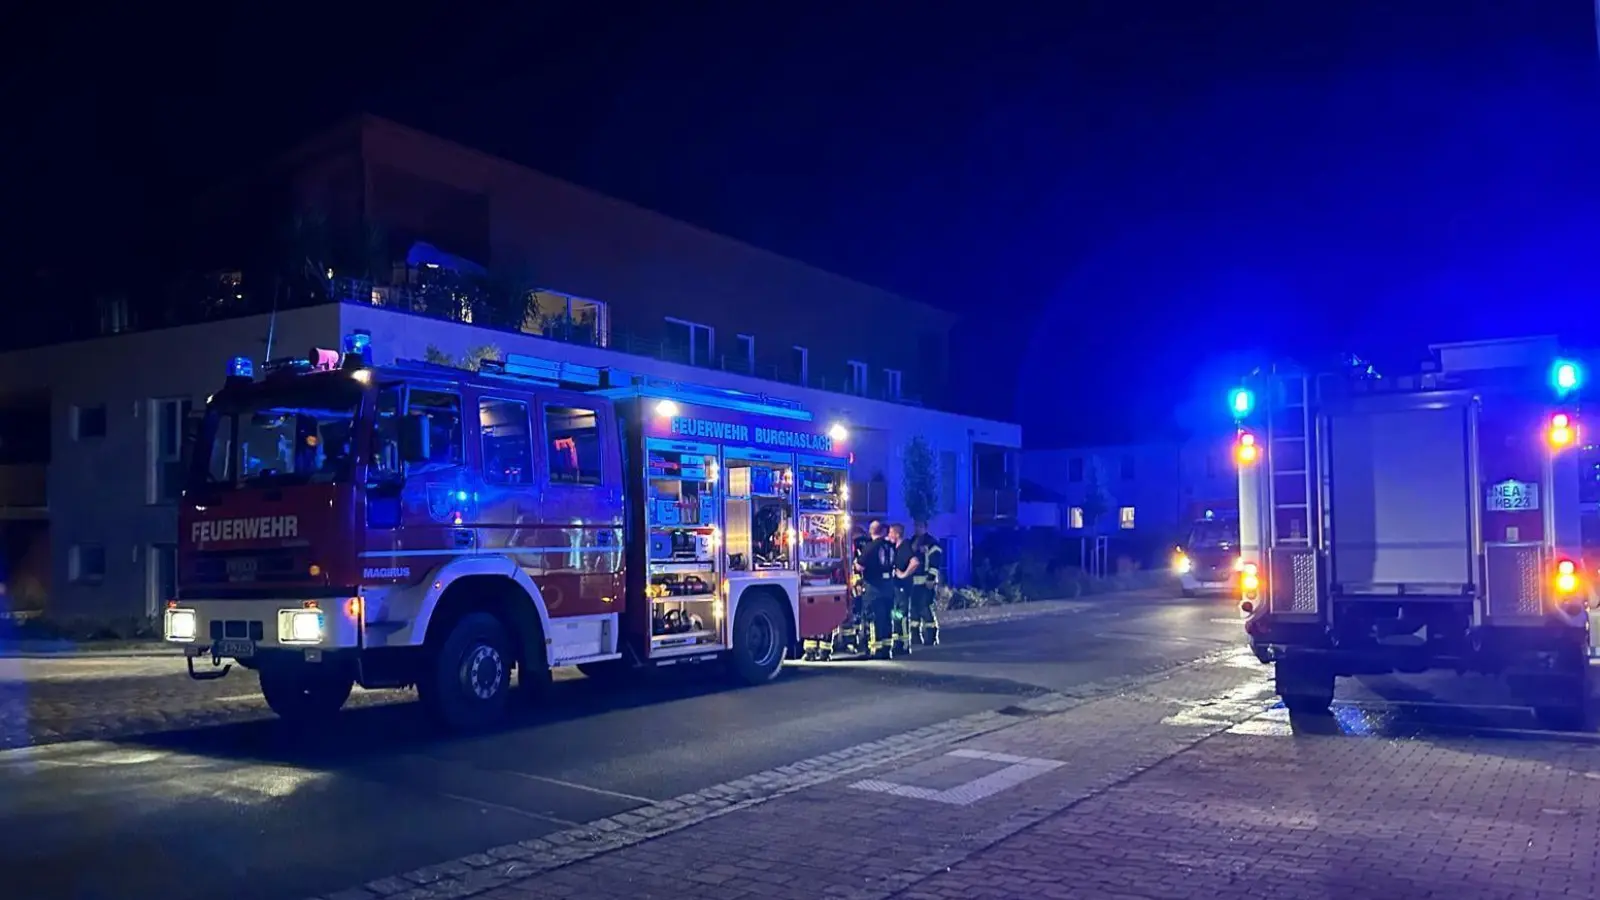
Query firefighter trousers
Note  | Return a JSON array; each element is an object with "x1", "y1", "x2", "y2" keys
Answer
[
  {"x1": 909, "y1": 584, "x2": 939, "y2": 644},
  {"x1": 864, "y1": 583, "x2": 896, "y2": 659},
  {"x1": 891, "y1": 584, "x2": 915, "y2": 654}
]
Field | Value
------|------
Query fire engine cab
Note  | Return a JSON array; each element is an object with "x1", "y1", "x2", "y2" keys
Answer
[
  {"x1": 1233, "y1": 337, "x2": 1593, "y2": 729},
  {"x1": 167, "y1": 335, "x2": 855, "y2": 731}
]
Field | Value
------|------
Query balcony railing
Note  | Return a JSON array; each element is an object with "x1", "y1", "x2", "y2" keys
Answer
[
  {"x1": 334, "y1": 277, "x2": 924, "y2": 406},
  {"x1": 972, "y1": 488, "x2": 1020, "y2": 523}
]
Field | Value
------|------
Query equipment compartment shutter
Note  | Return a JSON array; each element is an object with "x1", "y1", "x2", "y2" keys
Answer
[{"x1": 1327, "y1": 401, "x2": 1474, "y2": 592}]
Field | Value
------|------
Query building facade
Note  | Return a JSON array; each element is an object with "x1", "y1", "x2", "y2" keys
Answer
[
  {"x1": 0, "y1": 117, "x2": 1020, "y2": 619},
  {"x1": 1022, "y1": 435, "x2": 1236, "y2": 544}
]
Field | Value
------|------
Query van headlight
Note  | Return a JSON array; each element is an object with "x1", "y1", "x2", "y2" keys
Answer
[
  {"x1": 278, "y1": 609, "x2": 325, "y2": 644},
  {"x1": 164, "y1": 608, "x2": 198, "y2": 642}
]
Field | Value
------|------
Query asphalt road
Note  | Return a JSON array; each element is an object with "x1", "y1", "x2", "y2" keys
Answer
[{"x1": 0, "y1": 591, "x2": 1244, "y2": 900}]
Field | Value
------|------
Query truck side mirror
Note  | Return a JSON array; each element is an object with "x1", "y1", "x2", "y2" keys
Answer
[{"x1": 398, "y1": 414, "x2": 431, "y2": 463}]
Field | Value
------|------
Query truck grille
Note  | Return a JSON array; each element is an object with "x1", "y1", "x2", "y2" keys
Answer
[{"x1": 190, "y1": 549, "x2": 304, "y2": 584}]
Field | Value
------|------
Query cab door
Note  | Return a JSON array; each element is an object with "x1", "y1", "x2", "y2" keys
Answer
[{"x1": 533, "y1": 391, "x2": 624, "y2": 617}]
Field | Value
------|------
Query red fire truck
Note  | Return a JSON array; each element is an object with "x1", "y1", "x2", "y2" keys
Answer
[
  {"x1": 1232, "y1": 338, "x2": 1593, "y2": 729},
  {"x1": 166, "y1": 336, "x2": 855, "y2": 730}
]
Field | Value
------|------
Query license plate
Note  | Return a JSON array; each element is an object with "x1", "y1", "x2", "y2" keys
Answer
[{"x1": 214, "y1": 638, "x2": 255, "y2": 659}]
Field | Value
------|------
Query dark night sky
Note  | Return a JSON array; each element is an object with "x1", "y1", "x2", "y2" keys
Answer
[{"x1": 3, "y1": 1, "x2": 1598, "y2": 444}]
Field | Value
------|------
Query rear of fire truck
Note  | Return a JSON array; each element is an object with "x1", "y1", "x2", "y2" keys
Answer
[{"x1": 1233, "y1": 337, "x2": 1593, "y2": 729}]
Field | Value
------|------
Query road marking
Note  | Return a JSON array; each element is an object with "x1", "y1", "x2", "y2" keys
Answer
[
  {"x1": 436, "y1": 791, "x2": 581, "y2": 826},
  {"x1": 503, "y1": 771, "x2": 659, "y2": 804},
  {"x1": 848, "y1": 749, "x2": 1064, "y2": 806}
]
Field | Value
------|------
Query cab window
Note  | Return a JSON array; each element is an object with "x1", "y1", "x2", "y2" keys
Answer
[
  {"x1": 480, "y1": 397, "x2": 533, "y2": 485},
  {"x1": 370, "y1": 384, "x2": 403, "y2": 479},
  {"x1": 545, "y1": 405, "x2": 603, "y2": 486},
  {"x1": 410, "y1": 389, "x2": 463, "y2": 471}
]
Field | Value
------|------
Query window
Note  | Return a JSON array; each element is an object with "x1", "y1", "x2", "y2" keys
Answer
[
  {"x1": 940, "y1": 450, "x2": 957, "y2": 514},
  {"x1": 148, "y1": 543, "x2": 176, "y2": 616},
  {"x1": 73, "y1": 404, "x2": 107, "y2": 440},
  {"x1": 1120, "y1": 455, "x2": 1135, "y2": 480},
  {"x1": 149, "y1": 398, "x2": 193, "y2": 503},
  {"x1": 792, "y1": 346, "x2": 809, "y2": 386},
  {"x1": 1068, "y1": 457, "x2": 1083, "y2": 483},
  {"x1": 70, "y1": 544, "x2": 106, "y2": 583},
  {"x1": 665, "y1": 317, "x2": 714, "y2": 367},
  {"x1": 98, "y1": 296, "x2": 131, "y2": 335},
  {"x1": 1069, "y1": 507, "x2": 1085, "y2": 529},
  {"x1": 371, "y1": 384, "x2": 403, "y2": 479},
  {"x1": 735, "y1": 334, "x2": 755, "y2": 373},
  {"x1": 1119, "y1": 506, "x2": 1136, "y2": 530},
  {"x1": 847, "y1": 360, "x2": 868, "y2": 394},
  {"x1": 409, "y1": 389, "x2": 463, "y2": 470},
  {"x1": 479, "y1": 397, "x2": 533, "y2": 484},
  {"x1": 545, "y1": 405, "x2": 603, "y2": 485},
  {"x1": 885, "y1": 369, "x2": 903, "y2": 400}
]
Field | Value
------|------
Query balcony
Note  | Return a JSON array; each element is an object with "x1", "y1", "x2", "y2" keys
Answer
[
  {"x1": 333, "y1": 277, "x2": 924, "y2": 406},
  {"x1": 972, "y1": 488, "x2": 1019, "y2": 524}
]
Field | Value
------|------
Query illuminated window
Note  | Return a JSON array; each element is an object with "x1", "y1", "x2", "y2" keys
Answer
[
  {"x1": 1119, "y1": 506, "x2": 1136, "y2": 530},
  {"x1": 545, "y1": 405, "x2": 603, "y2": 486},
  {"x1": 1069, "y1": 507, "x2": 1085, "y2": 529}
]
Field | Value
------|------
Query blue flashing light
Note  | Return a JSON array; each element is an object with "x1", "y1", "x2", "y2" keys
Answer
[
  {"x1": 1553, "y1": 359, "x2": 1583, "y2": 394},
  {"x1": 344, "y1": 331, "x2": 372, "y2": 355},
  {"x1": 1204, "y1": 509, "x2": 1214, "y2": 520},
  {"x1": 454, "y1": 490, "x2": 469, "y2": 502},
  {"x1": 1228, "y1": 387, "x2": 1255, "y2": 418},
  {"x1": 228, "y1": 356, "x2": 254, "y2": 378}
]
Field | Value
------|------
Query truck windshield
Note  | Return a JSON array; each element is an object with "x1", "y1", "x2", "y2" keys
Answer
[
  {"x1": 199, "y1": 379, "x2": 364, "y2": 488},
  {"x1": 1187, "y1": 519, "x2": 1239, "y2": 549}
]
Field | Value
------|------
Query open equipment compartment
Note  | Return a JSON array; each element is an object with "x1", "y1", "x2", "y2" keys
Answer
[
  {"x1": 644, "y1": 436, "x2": 724, "y2": 653},
  {"x1": 796, "y1": 455, "x2": 849, "y2": 589},
  {"x1": 724, "y1": 448, "x2": 796, "y2": 573}
]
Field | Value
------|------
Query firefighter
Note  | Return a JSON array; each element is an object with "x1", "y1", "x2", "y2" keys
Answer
[
  {"x1": 888, "y1": 523, "x2": 922, "y2": 654},
  {"x1": 858, "y1": 520, "x2": 897, "y2": 659},
  {"x1": 830, "y1": 521, "x2": 879, "y2": 658},
  {"x1": 909, "y1": 522, "x2": 942, "y2": 645}
]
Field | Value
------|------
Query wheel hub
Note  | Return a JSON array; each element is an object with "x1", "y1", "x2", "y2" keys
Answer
[
  {"x1": 748, "y1": 614, "x2": 778, "y2": 666},
  {"x1": 463, "y1": 644, "x2": 505, "y2": 700}
]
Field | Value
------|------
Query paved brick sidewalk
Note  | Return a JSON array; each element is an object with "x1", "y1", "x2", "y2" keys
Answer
[{"x1": 316, "y1": 646, "x2": 1600, "y2": 900}]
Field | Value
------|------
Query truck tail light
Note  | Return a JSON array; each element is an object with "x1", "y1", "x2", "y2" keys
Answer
[
  {"x1": 1234, "y1": 432, "x2": 1259, "y2": 466},
  {"x1": 1548, "y1": 413, "x2": 1577, "y2": 450},
  {"x1": 1241, "y1": 562, "x2": 1260, "y2": 595},
  {"x1": 1555, "y1": 558, "x2": 1580, "y2": 595}
]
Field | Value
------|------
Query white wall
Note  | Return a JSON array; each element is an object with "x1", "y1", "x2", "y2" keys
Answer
[
  {"x1": 342, "y1": 305, "x2": 1021, "y2": 585},
  {"x1": 0, "y1": 305, "x2": 1020, "y2": 617},
  {"x1": 0, "y1": 307, "x2": 346, "y2": 617}
]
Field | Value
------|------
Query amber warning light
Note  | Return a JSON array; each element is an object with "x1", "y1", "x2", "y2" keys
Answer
[
  {"x1": 1234, "y1": 432, "x2": 1259, "y2": 466},
  {"x1": 1547, "y1": 413, "x2": 1577, "y2": 450}
]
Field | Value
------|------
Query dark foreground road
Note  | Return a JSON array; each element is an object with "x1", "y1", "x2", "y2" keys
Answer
[{"x1": 0, "y1": 591, "x2": 1242, "y2": 900}]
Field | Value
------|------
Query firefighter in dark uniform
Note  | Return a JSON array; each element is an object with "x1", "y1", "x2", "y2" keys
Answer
[
  {"x1": 888, "y1": 523, "x2": 922, "y2": 655},
  {"x1": 909, "y1": 523, "x2": 941, "y2": 645},
  {"x1": 858, "y1": 521, "x2": 897, "y2": 659},
  {"x1": 833, "y1": 520, "x2": 880, "y2": 657}
]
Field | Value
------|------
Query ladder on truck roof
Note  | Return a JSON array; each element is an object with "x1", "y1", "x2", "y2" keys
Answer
[{"x1": 476, "y1": 353, "x2": 813, "y2": 421}]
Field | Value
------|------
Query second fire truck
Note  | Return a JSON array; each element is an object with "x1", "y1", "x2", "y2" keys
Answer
[
  {"x1": 166, "y1": 337, "x2": 855, "y2": 730},
  {"x1": 1232, "y1": 337, "x2": 1593, "y2": 729}
]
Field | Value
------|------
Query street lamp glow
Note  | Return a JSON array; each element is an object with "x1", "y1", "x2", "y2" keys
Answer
[{"x1": 827, "y1": 423, "x2": 849, "y2": 442}]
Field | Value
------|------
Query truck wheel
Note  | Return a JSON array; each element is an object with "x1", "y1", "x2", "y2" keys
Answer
[
  {"x1": 1275, "y1": 657, "x2": 1335, "y2": 715},
  {"x1": 728, "y1": 594, "x2": 790, "y2": 685},
  {"x1": 419, "y1": 612, "x2": 513, "y2": 732},
  {"x1": 1180, "y1": 588, "x2": 1197, "y2": 598},
  {"x1": 260, "y1": 668, "x2": 353, "y2": 723}
]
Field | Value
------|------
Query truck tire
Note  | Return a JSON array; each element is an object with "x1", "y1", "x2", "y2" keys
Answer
[
  {"x1": 260, "y1": 668, "x2": 353, "y2": 723},
  {"x1": 1275, "y1": 657, "x2": 1335, "y2": 715},
  {"x1": 728, "y1": 594, "x2": 790, "y2": 685},
  {"x1": 419, "y1": 612, "x2": 514, "y2": 732}
]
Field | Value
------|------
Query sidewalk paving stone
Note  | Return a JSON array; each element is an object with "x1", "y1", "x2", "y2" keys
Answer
[{"x1": 333, "y1": 643, "x2": 1600, "y2": 900}]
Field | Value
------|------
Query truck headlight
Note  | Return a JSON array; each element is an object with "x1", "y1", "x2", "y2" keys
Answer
[
  {"x1": 1174, "y1": 554, "x2": 1192, "y2": 575},
  {"x1": 164, "y1": 608, "x2": 198, "y2": 642},
  {"x1": 278, "y1": 609, "x2": 325, "y2": 644}
]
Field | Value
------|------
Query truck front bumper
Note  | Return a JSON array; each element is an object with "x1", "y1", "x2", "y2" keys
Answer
[{"x1": 163, "y1": 597, "x2": 362, "y2": 665}]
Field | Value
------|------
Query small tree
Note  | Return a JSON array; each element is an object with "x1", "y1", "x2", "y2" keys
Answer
[
  {"x1": 1079, "y1": 456, "x2": 1116, "y2": 578},
  {"x1": 423, "y1": 345, "x2": 454, "y2": 366},
  {"x1": 463, "y1": 344, "x2": 501, "y2": 371},
  {"x1": 902, "y1": 435, "x2": 941, "y2": 527},
  {"x1": 1080, "y1": 455, "x2": 1116, "y2": 534}
]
